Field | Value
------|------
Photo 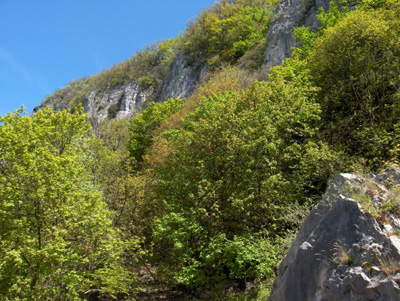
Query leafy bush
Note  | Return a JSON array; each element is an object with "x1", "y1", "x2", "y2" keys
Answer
[
  {"x1": 181, "y1": 0, "x2": 276, "y2": 67},
  {"x1": 152, "y1": 80, "x2": 336, "y2": 289},
  {"x1": 128, "y1": 98, "x2": 184, "y2": 166},
  {"x1": 139, "y1": 73, "x2": 156, "y2": 90},
  {"x1": 307, "y1": 2, "x2": 400, "y2": 167},
  {"x1": 0, "y1": 107, "x2": 131, "y2": 299},
  {"x1": 194, "y1": 65, "x2": 256, "y2": 101}
]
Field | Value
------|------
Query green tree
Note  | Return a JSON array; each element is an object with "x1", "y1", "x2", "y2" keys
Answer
[
  {"x1": 152, "y1": 80, "x2": 336, "y2": 289},
  {"x1": 182, "y1": 0, "x2": 275, "y2": 66},
  {"x1": 307, "y1": 3, "x2": 400, "y2": 166},
  {"x1": 128, "y1": 98, "x2": 183, "y2": 166},
  {"x1": 0, "y1": 107, "x2": 131, "y2": 299}
]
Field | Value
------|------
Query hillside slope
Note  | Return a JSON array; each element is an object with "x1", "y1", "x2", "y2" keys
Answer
[
  {"x1": 4, "y1": 0, "x2": 400, "y2": 299},
  {"x1": 39, "y1": 0, "x2": 325, "y2": 124}
]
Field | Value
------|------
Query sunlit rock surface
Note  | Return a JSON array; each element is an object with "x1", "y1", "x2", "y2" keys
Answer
[{"x1": 269, "y1": 170, "x2": 400, "y2": 300}]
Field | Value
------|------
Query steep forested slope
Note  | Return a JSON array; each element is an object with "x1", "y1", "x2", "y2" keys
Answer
[{"x1": 2, "y1": 0, "x2": 400, "y2": 299}]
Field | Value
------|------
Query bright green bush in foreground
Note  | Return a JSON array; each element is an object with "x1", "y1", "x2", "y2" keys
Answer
[
  {"x1": 0, "y1": 108, "x2": 131, "y2": 299},
  {"x1": 152, "y1": 80, "x2": 336, "y2": 289}
]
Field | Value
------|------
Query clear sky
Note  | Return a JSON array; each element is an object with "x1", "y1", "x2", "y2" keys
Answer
[{"x1": 0, "y1": 0, "x2": 216, "y2": 117}]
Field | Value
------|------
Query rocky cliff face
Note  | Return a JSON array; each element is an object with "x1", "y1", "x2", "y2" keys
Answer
[
  {"x1": 43, "y1": 52, "x2": 207, "y2": 124},
  {"x1": 84, "y1": 81, "x2": 154, "y2": 121},
  {"x1": 159, "y1": 52, "x2": 208, "y2": 102},
  {"x1": 87, "y1": 52, "x2": 207, "y2": 123},
  {"x1": 269, "y1": 170, "x2": 400, "y2": 300},
  {"x1": 263, "y1": 0, "x2": 331, "y2": 68},
  {"x1": 43, "y1": 0, "x2": 336, "y2": 121}
]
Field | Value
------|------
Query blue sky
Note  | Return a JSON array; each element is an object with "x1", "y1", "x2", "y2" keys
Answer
[{"x1": 0, "y1": 0, "x2": 216, "y2": 117}]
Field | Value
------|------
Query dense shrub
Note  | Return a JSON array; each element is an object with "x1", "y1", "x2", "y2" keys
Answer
[
  {"x1": 181, "y1": 0, "x2": 277, "y2": 67},
  {"x1": 307, "y1": 1, "x2": 400, "y2": 167},
  {"x1": 128, "y1": 97, "x2": 184, "y2": 166},
  {"x1": 152, "y1": 80, "x2": 336, "y2": 289}
]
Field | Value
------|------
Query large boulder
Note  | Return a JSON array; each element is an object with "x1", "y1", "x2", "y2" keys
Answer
[{"x1": 269, "y1": 170, "x2": 400, "y2": 300}]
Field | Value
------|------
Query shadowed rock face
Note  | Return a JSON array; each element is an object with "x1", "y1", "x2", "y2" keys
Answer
[
  {"x1": 269, "y1": 171, "x2": 400, "y2": 300},
  {"x1": 263, "y1": 0, "x2": 331, "y2": 68},
  {"x1": 158, "y1": 52, "x2": 208, "y2": 102}
]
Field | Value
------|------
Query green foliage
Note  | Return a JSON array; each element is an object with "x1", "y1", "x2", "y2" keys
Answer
[
  {"x1": 195, "y1": 65, "x2": 257, "y2": 101},
  {"x1": 316, "y1": 0, "x2": 350, "y2": 32},
  {"x1": 159, "y1": 38, "x2": 178, "y2": 61},
  {"x1": 360, "y1": 0, "x2": 400, "y2": 10},
  {"x1": 307, "y1": 3, "x2": 400, "y2": 167},
  {"x1": 268, "y1": 54, "x2": 311, "y2": 84},
  {"x1": 108, "y1": 103, "x2": 120, "y2": 119},
  {"x1": 0, "y1": 107, "x2": 131, "y2": 299},
  {"x1": 182, "y1": 0, "x2": 276, "y2": 66},
  {"x1": 152, "y1": 80, "x2": 336, "y2": 289},
  {"x1": 293, "y1": 0, "x2": 350, "y2": 60},
  {"x1": 128, "y1": 98, "x2": 184, "y2": 166},
  {"x1": 139, "y1": 73, "x2": 157, "y2": 90}
]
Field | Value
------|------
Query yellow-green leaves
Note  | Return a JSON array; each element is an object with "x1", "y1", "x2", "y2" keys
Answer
[
  {"x1": 0, "y1": 108, "x2": 130, "y2": 299},
  {"x1": 308, "y1": 3, "x2": 400, "y2": 167},
  {"x1": 152, "y1": 80, "x2": 335, "y2": 289},
  {"x1": 182, "y1": 0, "x2": 273, "y2": 66}
]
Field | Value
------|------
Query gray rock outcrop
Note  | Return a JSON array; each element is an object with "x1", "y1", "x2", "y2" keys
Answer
[
  {"x1": 263, "y1": 0, "x2": 331, "y2": 68},
  {"x1": 158, "y1": 52, "x2": 208, "y2": 102},
  {"x1": 84, "y1": 52, "x2": 207, "y2": 123},
  {"x1": 269, "y1": 170, "x2": 400, "y2": 300},
  {"x1": 40, "y1": 52, "x2": 207, "y2": 124},
  {"x1": 83, "y1": 81, "x2": 153, "y2": 121},
  {"x1": 83, "y1": 52, "x2": 207, "y2": 123}
]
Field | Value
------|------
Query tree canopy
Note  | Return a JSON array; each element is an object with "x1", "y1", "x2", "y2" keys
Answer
[
  {"x1": 0, "y1": 107, "x2": 131, "y2": 299},
  {"x1": 151, "y1": 80, "x2": 335, "y2": 289}
]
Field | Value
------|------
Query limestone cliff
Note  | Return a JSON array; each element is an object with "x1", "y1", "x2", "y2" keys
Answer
[
  {"x1": 269, "y1": 170, "x2": 400, "y2": 300},
  {"x1": 40, "y1": 52, "x2": 207, "y2": 124},
  {"x1": 263, "y1": 0, "x2": 331, "y2": 68},
  {"x1": 42, "y1": 0, "x2": 336, "y2": 122},
  {"x1": 159, "y1": 52, "x2": 208, "y2": 102},
  {"x1": 83, "y1": 81, "x2": 153, "y2": 121},
  {"x1": 85, "y1": 52, "x2": 207, "y2": 123}
]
